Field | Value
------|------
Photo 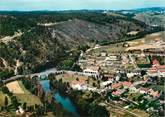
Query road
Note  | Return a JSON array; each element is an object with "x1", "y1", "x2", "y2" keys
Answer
[
  {"x1": 2, "y1": 68, "x2": 89, "y2": 84},
  {"x1": 2, "y1": 68, "x2": 62, "y2": 84},
  {"x1": 128, "y1": 54, "x2": 137, "y2": 68}
]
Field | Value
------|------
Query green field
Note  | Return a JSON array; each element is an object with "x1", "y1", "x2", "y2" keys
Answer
[
  {"x1": 90, "y1": 44, "x2": 126, "y2": 55},
  {"x1": 15, "y1": 81, "x2": 43, "y2": 106},
  {"x1": 15, "y1": 94, "x2": 42, "y2": 106},
  {"x1": 56, "y1": 73, "x2": 100, "y2": 87},
  {"x1": 17, "y1": 81, "x2": 31, "y2": 94}
]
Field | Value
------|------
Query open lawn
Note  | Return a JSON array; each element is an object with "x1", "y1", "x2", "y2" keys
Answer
[
  {"x1": 56, "y1": 73, "x2": 88, "y2": 83},
  {"x1": 56, "y1": 73, "x2": 99, "y2": 87}
]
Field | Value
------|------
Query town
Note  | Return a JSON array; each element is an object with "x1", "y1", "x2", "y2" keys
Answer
[{"x1": 0, "y1": 31, "x2": 164, "y2": 117}]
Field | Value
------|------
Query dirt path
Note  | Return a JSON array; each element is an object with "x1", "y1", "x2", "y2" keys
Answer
[{"x1": 0, "y1": 32, "x2": 22, "y2": 44}]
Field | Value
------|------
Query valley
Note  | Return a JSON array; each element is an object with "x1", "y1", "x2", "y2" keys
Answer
[{"x1": 0, "y1": 7, "x2": 165, "y2": 117}]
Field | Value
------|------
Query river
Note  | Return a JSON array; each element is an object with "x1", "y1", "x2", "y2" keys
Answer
[{"x1": 40, "y1": 80, "x2": 78, "y2": 116}]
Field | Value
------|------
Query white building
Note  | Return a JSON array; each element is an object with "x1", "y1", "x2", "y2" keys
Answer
[
  {"x1": 100, "y1": 81, "x2": 112, "y2": 88},
  {"x1": 83, "y1": 66, "x2": 100, "y2": 78},
  {"x1": 100, "y1": 51, "x2": 107, "y2": 57},
  {"x1": 71, "y1": 80, "x2": 87, "y2": 90},
  {"x1": 108, "y1": 55, "x2": 120, "y2": 61}
]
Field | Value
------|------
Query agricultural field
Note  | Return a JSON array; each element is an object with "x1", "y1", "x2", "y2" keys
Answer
[
  {"x1": 6, "y1": 81, "x2": 25, "y2": 94},
  {"x1": 88, "y1": 31, "x2": 165, "y2": 56},
  {"x1": 126, "y1": 31, "x2": 165, "y2": 45},
  {"x1": 15, "y1": 94, "x2": 42, "y2": 107},
  {"x1": 5, "y1": 80, "x2": 42, "y2": 107}
]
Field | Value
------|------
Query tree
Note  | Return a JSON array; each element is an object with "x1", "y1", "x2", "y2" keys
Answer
[
  {"x1": 92, "y1": 83, "x2": 96, "y2": 87},
  {"x1": 4, "y1": 96, "x2": 8, "y2": 110},
  {"x1": 2, "y1": 86, "x2": 10, "y2": 94},
  {"x1": 141, "y1": 70, "x2": 146, "y2": 76},
  {"x1": 89, "y1": 104, "x2": 109, "y2": 117},
  {"x1": 71, "y1": 64, "x2": 82, "y2": 72},
  {"x1": 11, "y1": 96, "x2": 19, "y2": 109},
  {"x1": 76, "y1": 77, "x2": 79, "y2": 81},
  {"x1": 23, "y1": 102, "x2": 27, "y2": 110}
]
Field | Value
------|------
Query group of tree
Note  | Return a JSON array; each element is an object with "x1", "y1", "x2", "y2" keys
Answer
[{"x1": 0, "y1": 86, "x2": 19, "y2": 111}]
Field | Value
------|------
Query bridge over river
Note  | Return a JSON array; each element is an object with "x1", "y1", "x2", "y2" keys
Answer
[{"x1": 2, "y1": 68, "x2": 64, "y2": 84}]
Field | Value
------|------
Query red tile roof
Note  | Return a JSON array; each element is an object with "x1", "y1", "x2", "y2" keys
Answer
[
  {"x1": 122, "y1": 81, "x2": 132, "y2": 87},
  {"x1": 112, "y1": 83, "x2": 122, "y2": 89},
  {"x1": 152, "y1": 59, "x2": 160, "y2": 66},
  {"x1": 156, "y1": 65, "x2": 165, "y2": 69},
  {"x1": 112, "y1": 90, "x2": 121, "y2": 96},
  {"x1": 139, "y1": 87, "x2": 150, "y2": 92},
  {"x1": 159, "y1": 70, "x2": 165, "y2": 73},
  {"x1": 148, "y1": 63, "x2": 165, "y2": 74}
]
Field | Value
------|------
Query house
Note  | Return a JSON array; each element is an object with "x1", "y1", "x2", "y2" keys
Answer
[
  {"x1": 152, "y1": 59, "x2": 160, "y2": 66},
  {"x1": 16, "y1": 106, "x2": 25, "y2": 115},
  {"x1": 71, "y1": 79, "x2": 87, "y2": 90},
  {"x1": 115, "y1": 75, "x2": 121, "y2": 81},
  {"x1": 139, "y1": 87, "x2": 150, "y2": 94},
  {"x1": 108, "y1": 55, "x2": 120, "y2": 61},
  {"x1": 112, "y1": 90, "x2": 122, "y2": 96},
  {"x1": 111, "y1": 82, "x2": 122, "y2": 89},
  {"x1": 87, "y1": 59, "x2": 96, "y2": 66},
  {"x1": 147, "y1": 59, "x2": 165, "y2": 77},
  {"x1": 100, "y1": 50, "x2": 107, "y2": 57},
  {"x1": 127, "y1": 70, "x2": 141, "y2": 78},
  {"x1": 100, "y1": 81, "x2": 112, "y2": 88},
  {"x1": 123, "y1": 42, "x2": 130, "y2": 47},
  {"x1": 83, "y1": 66, "x2": 100, "y2": 78},
  {"x1": 104, "y1": 57, "x2": 113, "y2": 66},
  {"x1": 148, "y1": 89, "x2": 160, "y2": 97},
  {"x1": 122, "y1": 81, "x2": 132, "y2": 88}
]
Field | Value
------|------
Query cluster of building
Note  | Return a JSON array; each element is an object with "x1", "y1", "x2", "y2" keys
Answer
[
  {"x1": 147, "y1": 59, "x2": 165, "y2": 77},
  {"x1": 70, "y1": 79, "x2": 97, "y2": 91},
  {"x1": 73, "y1": 42, "x2": 164, "y2": 114}
]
